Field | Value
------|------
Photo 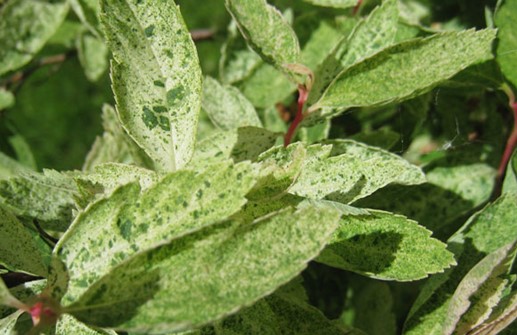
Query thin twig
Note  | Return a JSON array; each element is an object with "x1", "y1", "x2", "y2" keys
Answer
[
  {"x1": 1, "y1": 51, "x2": 74, "y2": 93},
  {"x1": 352, "y1": 0, "x2": 363, "y2": 15},
  {"x1": 493, "y1": 84, "x2": 517, "y2": 198},
  {"x1": 284, "y1": 85, "x2": 309, "y2": 146},
  {"x1": 190, "y1": 29, "x2": 216, "y2": 41}
]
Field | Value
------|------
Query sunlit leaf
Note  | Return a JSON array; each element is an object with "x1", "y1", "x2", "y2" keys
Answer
[{"x1": 100, "y1": 0, "x2": 202, "y2": 171}]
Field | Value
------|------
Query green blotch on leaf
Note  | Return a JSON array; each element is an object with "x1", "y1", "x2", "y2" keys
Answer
[
  {"x1": 158, "y1": 116, "x2": 171, "y2": 131},
  {"x1": 153, "y1": 105, "x2": 167, "y2": 113},
  {"x1": 142, "y1": 106, "x2": 158, "y2": 129},
  {"x1": 138, "y1": 223, "x2": 149, "y2": 234},
  {"x1": 166, "y1": 86, "x2": 185, "y2": 106},
  {"x1": 153, "y1": 80, "x2": 165, "y2": 87},
  {"x1": 144, "y1": 25, "x2": 155, "y2": 37},
  {"x1": 117, "y1": 219, "x2": 133, "y2": 240}
]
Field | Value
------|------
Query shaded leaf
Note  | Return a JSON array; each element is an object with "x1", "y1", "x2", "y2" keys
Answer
[
  {"x1": 100, "y1": 0, "x2": 202, "y2": 171},
  {"x1": 443, "y1": 241, "x2": 517, "y2": 335},
  {"x1": 0, "y1": 0, "x2": 69, "y2": 75},
  {"x1": 69, "y1": 0, "x2": 101, "y2": 37},
  {"x1": 345, "y1": 278, "x2": 397, "y2": 335},
  {"x1": 0, "y1": 152, "x2": 32, "y2": 180},
  {"x1": 225, "y1": 0, "x2": 301, "y2": 80},
  {"x1": 76, "y1": 33, "x2": 108, "y2": 82},
  {"x1": 65, "y1": 203, "x2": 340, "y2": 333},
  {"x1": 202, "y1": 76, "x2": 262, "y2": 130},
  {"x1": 404, "y1": 194, "x2": 517, "y2": 335},
  {"x1": 502, "y1": 150, "x2": 517, "y2": 194},
  {"x1": 0, "y1": 89, "x2": 14, "y2": 110},
  {"x1": 300, "y1": 21, "x2": 344, "y2": 72},
  {"x1": 205, "y1": 287, "x2": 353, "y2": 334},
  {"x1": 82, "y1": 105, "x2": 152, "y2": 172},
  {"x1": 190, "y1": 127, "x2": 280, "y2": 167},
  {"x1": 7, "y1": 135, "x2": 37, "y2": 171},
  {"x1": 317, "y1": 210, "x2": 455, "y2": 281},
  {"x1": 0, "y1": 310, "x2": 23, "y2": 335},
  {"x1": 0, "y1": 206, "x2": 49, "y2": 277},
  {"x1": 349, "y1": 128, "x2": 400, "y2": 150},
  {"x1": 219, "y1": 20, "x2": 262, "y2": 85},
  {"x1": 466, "y1": 290, "x2": 517, "y2": 335},
  {"x1": 239, "y1": 62, "x2": 295, "y2": 108}
]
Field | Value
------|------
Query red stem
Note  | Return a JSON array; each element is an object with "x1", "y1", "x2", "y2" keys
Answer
[
  {"x1": 497, "y1": 100, "x2": 517, "y2": 179},
  {"x1": 352, "y1": 0, "x2": 363, "y2": 15},
  {"x1": 284, "y1": 85, "x2": 308, "y2": 147}
]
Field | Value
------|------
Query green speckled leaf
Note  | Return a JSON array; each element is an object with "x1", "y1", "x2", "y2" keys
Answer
[
  {"x1": 202, "y1": 76, "x2": 262, "y2": 130},
  {"x1": 426, "y1": 163, "x2": 496, "y2": 210},
  {"x1": 8, "y1": 135, "x2": 36, "y2": 171},
  {"x1": 404, "y1": 194, "x2": 517, "y2": 335},
  {"x1": 240, "y1": 63, "x2": 295, "y2": 108},
  {"x1": 300, "y1": 21, "x2": 343, "y2": 72},
  {"x1": 76, "y1": 33, "x2": 108, "y2": 82},
  {"x1": 317, "y1": 210, "x2": 455, "y2": 281},
  {"x1": 69, "y1": 0, "x2": 100, "y2": 37},
  {"x1": 0, "y1": 152, "x2": 32, "y2": 180},
  {"x1": 76, "y1": 163, "x2": 158, "y2": 201},
  {"x1": 308, "y1": 29, "x2": 496, "y2": 122},
  {"x1": 289, "y1": 140, "x2": 425, "y2": 203},
  {"x1": 443, "y1": 241, "x2": 517, "y2": 335},
  {"x1": 0, "y1": 0, "x2": 69, "y2": 76},
  {"x1": 0, "y1": 89, "x2": 14, "y2": 110},
  {"x1": 56, "y1": 314, "x2": 116, "y2": 335},
  {"x1": 309, "y1": 0, "x2": 399, "y2": 106},
  {"x1": 225, "y1": 0, "x2": 300, "y2": 80},
  {"x1": 0, "y1": 206, "x2": 49, "y2": 277},
  {"x1": 495, "y1": 0, "x2": 517, "y2": 88},
  {"x1": 206, "y1": 289, "x2": 351, "y2": 334},
  {"x1": 355, "y1": 147, "x2": 497, "y2": 239},
  {"x1": 83, "y1": 105, "x2": 152, "y2": 172},
  {"x1": 219, "y1": 20, "x2": 263, "y2": 85},
  {"x1": 65, "y1": 203, "x2": 340, "y2": 333},
  {"x1": 502, "y1": 151, "x2": 517, "y2": 194},
  {"x1": 249, "y1": 143, "x2": 308, "y2": 199},
  {"x1": 302, "y1": 0, "x2": 357, "y2": 8},
  {"x1": 0, "y1": 279, "x2": 15, "y2": 308},
  {"x1": 0, "y1": 170, "x2": 79, "y2": 231},
  {"x1": 100, "y1": 0, "x2": 202, "y2": 171},
  {"x1": 54, "y1": 161, "x2": 257, "y2": 306},
  {"x1": 190, "y1": 127, "x2": 279, "y2": 168},
  {"x1": 0, "y1": 310, "x2": 23, "y2": 335}
]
